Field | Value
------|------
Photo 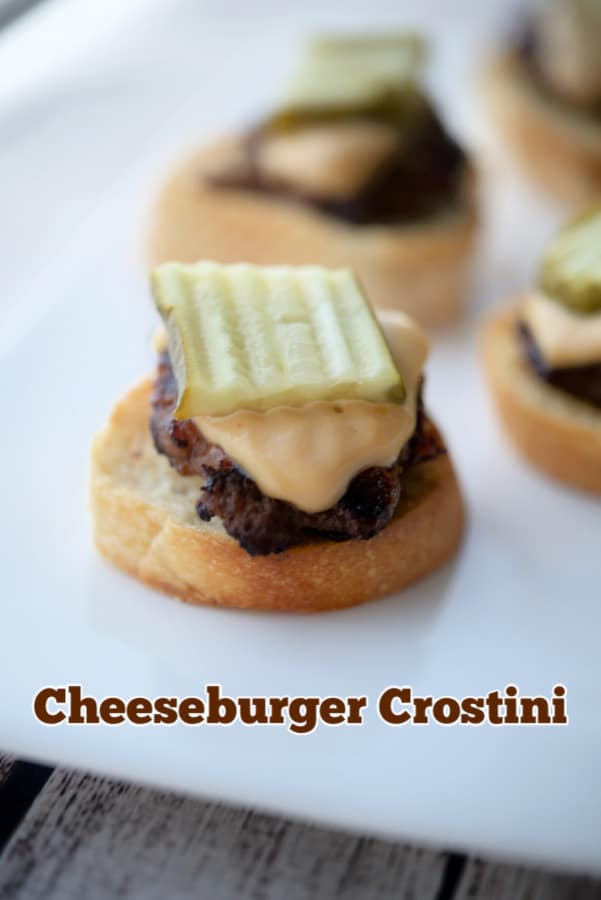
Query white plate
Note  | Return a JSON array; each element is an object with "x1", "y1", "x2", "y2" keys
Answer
[{"x1": 1, "y1": 0, "x2": 600, "y2": 875}]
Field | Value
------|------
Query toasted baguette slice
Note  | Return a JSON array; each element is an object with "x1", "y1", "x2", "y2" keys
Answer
[
  {"x1": 146, "y1": 136, "x2": 477, "y2": 328},
  {"x1": 483, "y1": 53, "x2": 601, "y2": 206},
  {"x1": 90, "y1": 379, "x2": 465, "y2": 612},
  {"x1": 481, "y1": 306, "x2": 601, "y2": 494}
]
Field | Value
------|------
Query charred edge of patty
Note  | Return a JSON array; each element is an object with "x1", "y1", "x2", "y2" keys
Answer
[
  {"x1": 196, "y1": 463, "x2": 403, "y2": 556},
  {"x1": 196, "y1": 408, "x2": 445, "y2": 556},
  {"x1": 150, "y1": 352, "x2": 446, "y2": 555},
  {"x1": 150, "y1": 352, "x2": 235, "y2": 475},
  {"x1": 518, "y1": 322, "x2": 601, "y2": 410},
  {"x1": 208, "y1": 108, "x2": 467, "y2": 226}
]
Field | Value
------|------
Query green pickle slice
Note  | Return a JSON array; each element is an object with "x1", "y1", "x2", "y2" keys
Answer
[
  {"x1": 540, "y1": 206, "x2": 601, "y2": 314},
  {"x1": 151, "y1": 262, "x2": 405, "y2": 419},
  {"x1": 268, "y1": 33, "x2": 427, "y2": 132}
]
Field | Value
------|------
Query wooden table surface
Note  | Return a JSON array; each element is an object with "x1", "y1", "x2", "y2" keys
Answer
[{"x1": 0, "y1": 753, "x2": 599, "y2": 900}]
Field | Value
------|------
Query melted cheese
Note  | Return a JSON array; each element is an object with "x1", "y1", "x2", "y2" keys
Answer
[
  {"x1": 193, "y1": 312, "x2": 428, "y2": 513},
  {"x1": 257, "y1": 121, "x2": 399, "y2": 198},
  {"x1": 521, "y1": 291, "x2": 601, "y2": 368},
  {"x1": 195, "y1": 401, "x2": 411, "y2": 513},
  {"x1": 153, "y1": 315, "x2": 427, "y2": 513}
]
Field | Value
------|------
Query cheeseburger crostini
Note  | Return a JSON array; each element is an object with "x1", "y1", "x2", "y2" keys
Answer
[
  {"x1": 147, "y1": 34, "x2": 477, "y2": 327},
  {"x1": 483, "y1": 0, "x2": 601, "y2": 205},
  {"x1": 91, "y1": 262, "x2": 465, "y2": 612},
  {"x1": 482, "y1": 206, "x2": 601, "y2": 493}
]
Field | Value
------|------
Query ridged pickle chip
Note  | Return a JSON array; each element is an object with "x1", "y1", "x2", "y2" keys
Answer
[
  {"x1": 271, "y1": 34, "x2": 426, "y2": 130},
  {"x1": 540, "y1": 206, "x2": 601, "y2": 314},
  {"x1": 151, "y1": 262, "x2": 405, "y2": 418}
]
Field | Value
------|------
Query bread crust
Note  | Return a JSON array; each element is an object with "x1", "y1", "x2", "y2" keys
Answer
[
  {"x1": 481, "y1": 305, "x2": 601, "y2": 494},
  {"x1": 483, "y1": 53, "x2": 601, "y2": 206},
  {"x1": 90, "y1": 379, "x2": 465, "y2": 612},
  {"x1": 146, "y1": 136, "x2": 478, "y2": 328}
]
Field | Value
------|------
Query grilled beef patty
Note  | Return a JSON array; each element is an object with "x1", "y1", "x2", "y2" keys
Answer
[
  {"x1": 150, "y1": 352, "x2": 445, "y2": 555},
  {"x1": 210, "y1": 109, "x2": 467, "y2": 226},
  {"x1": 518, "y1": 322, "x2": 601, "y2": 409}
]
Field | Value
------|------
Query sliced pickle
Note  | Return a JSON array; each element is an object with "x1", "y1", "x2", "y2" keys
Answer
[
  {"x1": 267, "y1": 90, "x2": 427, "y2": 135},
  {"x1": 540, "y1": 206, "x2": 601, "y2": 314},
  {"x1": 268, "y1": 33, "x2": 427, "y2": 133},
  {"x1": 303, "y1": 33, "x2": 426, "y2": 89},
  {"x1": 307, "y1": 33, "x2": 426, "y2": 59},
  {"x1": 151, "y1": 262, "x2": 405, "y2": 418}
]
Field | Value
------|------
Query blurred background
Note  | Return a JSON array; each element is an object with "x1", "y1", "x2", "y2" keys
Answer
[{"x1": 0, "y1": 0, "x2": 563, "y2": 355}]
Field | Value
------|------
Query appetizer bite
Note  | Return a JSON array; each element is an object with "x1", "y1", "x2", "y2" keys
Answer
[
  {"x1": 482, "y1": 207, "x2": 601, "y2": 493},
  {"x1": 484, "y1": 0, "x2": 601, "y2": 205},
  {"x1": 91, "y1": 262, "x2": 465, "y2": 612},
  {"x1": 147, "y1": 35, "x2": 477, "y2": 327}
]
